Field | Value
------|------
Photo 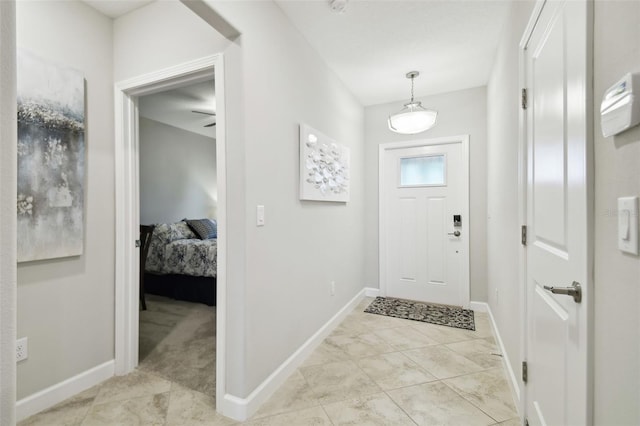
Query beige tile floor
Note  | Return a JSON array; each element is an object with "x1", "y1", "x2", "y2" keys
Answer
[{"x1": 19, "y1": 297, "x2": 520, "y2": 426}]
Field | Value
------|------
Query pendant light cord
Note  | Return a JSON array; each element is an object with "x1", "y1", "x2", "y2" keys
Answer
[{"x1": 410, "y1": 75, "x2": 415, "y2": 103}]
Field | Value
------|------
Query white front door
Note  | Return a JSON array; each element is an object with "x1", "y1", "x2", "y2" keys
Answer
[
  {"x1": 381, "y1": 136, "x2": 469, "y2": 307},
  {"x1": 524, "y1": 1, "x2": 592, "y2": 425}
]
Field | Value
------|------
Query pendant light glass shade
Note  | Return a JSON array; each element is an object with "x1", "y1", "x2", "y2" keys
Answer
[
  {"x1": 388, "y1": 101, "x2": 437, "y2": 134},
  {"x1": 388, "y1": 71, "x2": 438, "y2": 134}
]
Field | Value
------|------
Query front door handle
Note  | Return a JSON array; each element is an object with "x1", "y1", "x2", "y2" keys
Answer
[
  {"x1": 543, "y1": 281, "x2": 582, "y2": 303},
  {"x1": 448, "y1": 230, "x2": 461, "y2": 237}
]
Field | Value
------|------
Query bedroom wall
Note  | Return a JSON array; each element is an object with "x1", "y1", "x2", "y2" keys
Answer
[
  {"x1": 0, "y1": 0, "x2": 17, "y2": 423},
  {"x1": 593, "y1": 2, "x2": 640, "y2": 424},
  {"x1": 139, "y1": 117, "x2": 217, "y2": 224},
  {"x1": 364, "y1": 86, "x2": 488, "y2": 302},
  {"x1": 15, "y1": 0, "x2": 115, "y2": 400}
]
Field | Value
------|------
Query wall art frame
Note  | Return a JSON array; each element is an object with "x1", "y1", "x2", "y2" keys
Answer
[
  {"x1": 16, "y1": 49, "x2": 85, "y2": 262},
  {"x1": 299, "y1": 123, "x2": 350, "y2": 203}
]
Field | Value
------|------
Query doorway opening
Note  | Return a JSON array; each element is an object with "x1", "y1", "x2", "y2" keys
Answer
[
  {"x1": 114, "y1": 54, "x2": 227, "y2": 411},
  {"x1": 137, "y1": 78, "x2": 218, "y2": 395}
]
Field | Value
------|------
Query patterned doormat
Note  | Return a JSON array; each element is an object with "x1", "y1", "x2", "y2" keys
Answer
[{"x1": 364, "y1": 297, "x2": 475, "y2": 331}]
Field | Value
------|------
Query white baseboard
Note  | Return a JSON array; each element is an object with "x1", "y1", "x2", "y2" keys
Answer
[
  {"x1": 218, "y1": 287, "x2": 374, "y2": 421},
  {"x1": 16, "y1": 360, "x2": 114, "y2": 421},
  {"x1": 364, "y1": 287, "x2": 380, "y2": 298},
  {"x1": 469, "y1": 301, "x2": 488, "y2": 312},
  {"x1": 485, "y1": 305, "x2": 521, "y2": 410}
]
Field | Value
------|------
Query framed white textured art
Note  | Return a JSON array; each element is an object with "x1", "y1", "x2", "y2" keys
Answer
[
  {"x1": 17, "y1": 50, "x2": 85, "y2": 262},
  {"x1": 299, "y1": 124, "x2": 350, "y2": 202}
]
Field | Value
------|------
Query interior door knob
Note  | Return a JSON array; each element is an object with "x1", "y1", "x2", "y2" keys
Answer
[
  {"x1": 448, "y1": 230, "x2": 461, "y2": 237},
  {"x1": 543, "y1": 281, "x2": 582, "y2": 303}
]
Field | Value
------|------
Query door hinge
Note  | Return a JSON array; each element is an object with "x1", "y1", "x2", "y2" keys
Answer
[
  {"x1": 522, "y1": 88, "x2": 528, "y2": 109},
  {"x1": 522, "y1": 360, "x2": 528, "y2": 383},
  {"x1": 521, "y1": 225, "x2": 527, "y2": 246}
]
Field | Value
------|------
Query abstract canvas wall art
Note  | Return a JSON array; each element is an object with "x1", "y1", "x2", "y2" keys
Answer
[
  {"x1": 299, "y1": 124, "x2": 350, "y2": 202},
  {"x1": 17, "y1": 50, "x2": 85, "y2": 262}
]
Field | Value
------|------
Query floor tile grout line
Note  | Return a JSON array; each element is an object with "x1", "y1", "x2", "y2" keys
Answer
[
  {"x1": 382, "y1": 387, "x2": 421, "y2": 426},
  {"x1": 318, "y1": 404, "x2": 336, "y2": 426},
  {"x1": 163, "y1": 384, "x2": 176, "y2": 426},
  {"x1": 439, "y1": 379, "x2": 503, "y2": 423}
]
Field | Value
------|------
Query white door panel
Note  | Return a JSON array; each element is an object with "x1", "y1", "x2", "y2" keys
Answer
[
  {"x1": 382, "y1": 138, "x2": 469, "y2": 307},
  {"x1": 426, "y1": 197, "x2": 446, "y2": 285},
  {"x1": 524, "y1": 1, "x2": 591, "y2": 425},
  {"x1": 399, "y1": 197, "x2": 418, "y2": 280}
]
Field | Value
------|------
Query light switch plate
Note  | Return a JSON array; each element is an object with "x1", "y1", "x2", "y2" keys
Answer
[
  {"x1": 256, "y1": 205, "x2": 265, "y2": 227},
  {"x1": 618, "y1": 196, "x2": 638, "y2": 255}
]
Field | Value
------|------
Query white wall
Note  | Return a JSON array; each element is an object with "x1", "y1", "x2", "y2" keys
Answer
[
  {"x1": 486, "y1": 0, "x2": 534, "y2": 408},
  {"x1": 15, "y1": 1, "x2": 114, "y2": 400},
  {"x1": 364, "y1": 87, "x2": 488, "y2": 302},
  {"x1": 139, "y1": 117, "x2": 217, "y2": 224},
  {"x1": 113, "y1": 1, "x2": 230, "y2": 82},
  {"x1": 593, "y1": 2, "x2": 640, "y2": 424},
  {"x1": 0, "y1": 1, "x2": 17, "y2": 423},
  {"x1": 206, "y1": 0, "x2": 366, "y2": 397}
]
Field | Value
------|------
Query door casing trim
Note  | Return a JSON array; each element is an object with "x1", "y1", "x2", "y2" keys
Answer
[{"x1": 113, "y1": 53, "x2": 228, "y2": 411}]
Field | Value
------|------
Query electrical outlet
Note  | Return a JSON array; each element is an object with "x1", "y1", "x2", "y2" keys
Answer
[
  {"x1": 330, "y1": 281, "x2": 336, "y2": 296},
  {"x1": 16, "y1": 337, "x2": 28, "y2": 362}
]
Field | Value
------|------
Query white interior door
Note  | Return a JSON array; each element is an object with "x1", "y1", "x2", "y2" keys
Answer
[
  {"x1": 381, "y1": 137, "x2": 469, "y2": 307},
  {"x1": 524, "y1": 1, "x2": 591, "y2": 425}
]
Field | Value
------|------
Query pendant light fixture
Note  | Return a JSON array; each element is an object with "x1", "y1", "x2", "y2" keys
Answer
[{"x1": 388, "y1": 71, "x2": 437, "y2": 134}]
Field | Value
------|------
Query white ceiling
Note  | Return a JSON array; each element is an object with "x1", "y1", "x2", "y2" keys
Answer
[
  {"x1": 83, "y1": 0, "x2": 155, "y2": 18},
  {"x1": 274, "y1": 0, "x2": 511, "y2": 106},
  {"x1": 139, "y1": 80, "x2": 217, "y2": 139}
]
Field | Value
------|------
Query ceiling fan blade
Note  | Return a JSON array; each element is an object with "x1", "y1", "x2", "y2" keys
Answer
[
  {"x1": 204, "y1": 122, "x2": 216, "y2": 127},
  {"x1": 192, "y1": 110, "x2": 216, "y2": 116}
]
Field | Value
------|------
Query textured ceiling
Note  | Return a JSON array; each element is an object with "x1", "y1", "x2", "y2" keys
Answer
[{"x1": 275, "y1": 0, "x2": 511, "y2": 106}]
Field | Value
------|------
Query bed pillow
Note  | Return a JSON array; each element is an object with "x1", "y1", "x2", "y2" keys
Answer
[
  {"x1": 186, "y1": 218, "x2": 217, "y2": 240},
  {"x1": 173, "y1": 221, "x2": 198, "y2": 240}
]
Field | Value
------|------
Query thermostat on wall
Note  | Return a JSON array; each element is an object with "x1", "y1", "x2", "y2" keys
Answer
[{"x1": 601, "y1": 72, "x2": 640, "y2": 137}]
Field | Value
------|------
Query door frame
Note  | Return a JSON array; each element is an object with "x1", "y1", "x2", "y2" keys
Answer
[
  {"x1": 113, "y1": 54, "x2": 228, "y2": 410},
  {"x1": 379, "y1": 135, "x2": 471, "y2": 307},
  {"x1": 519, "y1": 0, "x2": 594, "y2": 422}
]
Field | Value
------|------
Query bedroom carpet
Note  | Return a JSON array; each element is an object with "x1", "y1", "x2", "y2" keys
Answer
[
  {"x1": 364, "y1": 296, "x2": 476, "y2": 331},
  {"x1": 138, "y1": 294, "x2": 216, "y2": 396}
]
